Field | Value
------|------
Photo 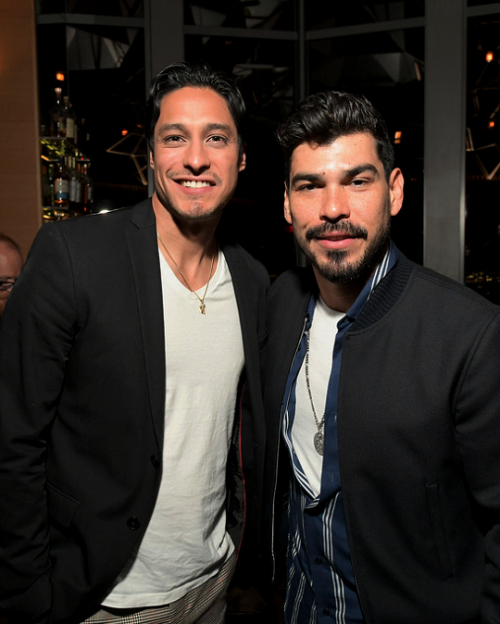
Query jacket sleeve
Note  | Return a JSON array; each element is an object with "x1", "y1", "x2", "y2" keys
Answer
[
  {"x1": 0, "y1": 225, "x2": 77, "y2": 621},
  {"x1": 454, "y1": 310, "x2": 500, "y2": 622}
]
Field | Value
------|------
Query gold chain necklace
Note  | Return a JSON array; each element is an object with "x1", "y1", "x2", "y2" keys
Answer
[{"x1": 157, "y1": 231, "x2": 215, "y2": 314}]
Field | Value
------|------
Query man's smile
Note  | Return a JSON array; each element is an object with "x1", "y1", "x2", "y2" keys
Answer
[{"x1": 178, "y1": 179, "x2": 215, "y2": 188}]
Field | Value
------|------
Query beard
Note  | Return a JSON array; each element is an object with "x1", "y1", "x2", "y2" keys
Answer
[{"x1": 298, "y1": 206, "x2": 391, "y2": 284}]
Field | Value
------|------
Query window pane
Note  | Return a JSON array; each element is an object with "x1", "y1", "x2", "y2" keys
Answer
[
  {"x1": 465, "y1": 11, "x2": 500, "y2": 303},
  {"x1": 306, "y1": 0, "x2": 424, "y2": 30},
  {"x1": 38, "y1": 0, "x2": 144, "y2": 17},
  {"x1": 185, "y1": 0, "x2": 295, "y2": 31}
]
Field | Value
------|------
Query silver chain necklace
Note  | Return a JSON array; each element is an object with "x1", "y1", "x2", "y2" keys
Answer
[{"x1": 304, "y1": 329, "x2": 325, "y2": 456}]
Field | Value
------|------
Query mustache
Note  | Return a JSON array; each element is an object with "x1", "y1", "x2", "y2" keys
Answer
[{"x1": 305, "y1": 221, "x2": 368, "y2": 241}]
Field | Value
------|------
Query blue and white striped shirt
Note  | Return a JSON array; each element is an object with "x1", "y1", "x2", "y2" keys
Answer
[{"x1": 282, "y1": 243, "x2": 398, "y2": 624}]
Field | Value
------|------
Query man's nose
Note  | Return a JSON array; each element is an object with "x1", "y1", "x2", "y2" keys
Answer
[
  {"x1": 319, "y1": 185, "x2": 351, "y2": 221},
  {"x1": 183, "y1": 139, "x2": 210, "y2": 173}
]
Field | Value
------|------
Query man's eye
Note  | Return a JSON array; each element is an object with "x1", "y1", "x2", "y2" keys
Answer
[
  {"x1": 297, "y1": 184, "x2": 318, "y2": 191},
  {"x1": 163, "y1": 135, "x2": 183, "y2": 143},
  {"x1": 351, "y1": 178, "x2": 369, "y2": 187},
  {"x1": 208, "y1": 135, "x2": 228, "y2": 144}
]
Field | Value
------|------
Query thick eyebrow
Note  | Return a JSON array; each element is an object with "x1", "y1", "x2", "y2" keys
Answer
[
  {"x1": 344, "y1": 163, "x2": 380, "y2": 179},
  {"x1": 290, "y1": 163, "x2": 380, "y2": 188},
  {"x1": 156, "y1": 122, "x2": 235, "y2": 136},
  {"x1": 156, "y1": 123, "x2": 186, "y2": 135},
  {"x1": 203, "y1": 122, "x2": 234, "y2": 135},
  {"x1": 290, "y1": 172, "x2": 324, "y2": 187}
]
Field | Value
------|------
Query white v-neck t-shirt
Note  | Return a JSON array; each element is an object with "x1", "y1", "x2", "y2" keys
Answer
[{"x1": 103, "y1": 249, "x2": 244, "y2": 608}]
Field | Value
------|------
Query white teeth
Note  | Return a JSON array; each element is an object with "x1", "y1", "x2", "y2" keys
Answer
[{"x1": 181, "y1": 180, "x2": 211, "y2": 188}]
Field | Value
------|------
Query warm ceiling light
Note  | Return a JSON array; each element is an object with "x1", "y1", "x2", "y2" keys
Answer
[
  {"x1": 394, "y1": 130, "x2": 402, "y2": 144},
  {"x1": 486, "y1": 51, "x2": 494, "y2": 62},
  {"x1": 489, "y1": 121, "x2": 495, "y2": 128},
  {"x1": 56, "y1": 72, "x2": 65, "y2": 81},
  {"x1": 121, "y1": 129, "x2": 129, "y2": 136}
]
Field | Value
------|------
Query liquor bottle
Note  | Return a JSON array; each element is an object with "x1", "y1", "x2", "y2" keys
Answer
[
  {"x1": 54, "y1": 157, "x2": 69, "y2": 208},
  {"x1": 63, "y1": 96, "x2": 75, "y2": 143},
  {"x1": 82, "y1": 163, "x2": 93, "y2": 213},
  {"x1": 75, "y1": 160, "x2": 84, "y2": 212},
  {"x1": 41, "y1": 163, "x2": 55, "y2": 207},
  {"x1": 72, "y1": 104, "x2": 79, "y2": 146},
  {"x1": 68, "y1": 156, "x2": 78, "y2": 211},
  {"x1": 48, "y1": 163, "x2": 55, "y2": 206},
  {"x1": 49, "y1": 88, "x2": 66, "y2": 138}
]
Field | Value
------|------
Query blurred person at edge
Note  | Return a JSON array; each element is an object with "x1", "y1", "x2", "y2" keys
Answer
[
  {"x1": 262, "y1": 90, "x2": 500, "y2": 624},
  {"x1": 0, "y1": 61, "x2": 268, "y2": 624},
  {"x1": 0, "y1": 233, "x2": 23, "y2": 317}
]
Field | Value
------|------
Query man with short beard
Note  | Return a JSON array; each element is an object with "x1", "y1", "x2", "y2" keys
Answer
[{"x1": 262, "y1": 91, "x2": 500, "y2": 623}]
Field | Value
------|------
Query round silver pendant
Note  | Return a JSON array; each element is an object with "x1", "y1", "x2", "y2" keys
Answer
[{"x1": 314, "y1": 431, "x2": 324, "y2": 456}]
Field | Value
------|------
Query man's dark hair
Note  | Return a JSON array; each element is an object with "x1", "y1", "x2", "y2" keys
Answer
[
  {"x1": 146, "y1": 60, "x2": 246, "y2": 156},
  {"x1": 276, "y1": 90, "x2": 395, "y2": 184}
]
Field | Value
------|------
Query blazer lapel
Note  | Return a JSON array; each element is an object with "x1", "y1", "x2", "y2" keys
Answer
[{"x1": 126, "y1": 199, "x2": 166, "y2": 448}]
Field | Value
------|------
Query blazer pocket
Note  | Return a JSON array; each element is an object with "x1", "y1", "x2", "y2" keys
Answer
[
  {"x1": 46, "y1": 482, "x2": 81, "y2": 529},
  {"x1": 425, "y1": 482, "x2": 453, "y2": 579}
]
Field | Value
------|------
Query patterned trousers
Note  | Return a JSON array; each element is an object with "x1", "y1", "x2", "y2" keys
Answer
[{"x1": 83, "y1": 552, "x2": 236, "y2": 624}]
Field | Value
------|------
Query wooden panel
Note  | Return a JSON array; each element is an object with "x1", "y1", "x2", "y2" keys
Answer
[{"x1": 0, "y1": 0, "x2": 42, "y2": 260}]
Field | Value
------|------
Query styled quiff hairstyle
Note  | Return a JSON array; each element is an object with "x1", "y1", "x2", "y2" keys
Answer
[
  {"x1": 147, "y1": 60, "x2": 246, "y2": 157},
  {"x1": 276, "y1": 90, "x2": 395, "y2": 185}
]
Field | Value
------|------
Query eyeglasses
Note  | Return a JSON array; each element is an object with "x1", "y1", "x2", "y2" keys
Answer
[{"x1": 0, "y1": 279, "x2": 16, "y2": 293}]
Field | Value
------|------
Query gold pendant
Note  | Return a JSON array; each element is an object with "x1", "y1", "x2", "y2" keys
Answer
[{"x1": 199, "y1": 302, "x2": 206, "y2": 314}]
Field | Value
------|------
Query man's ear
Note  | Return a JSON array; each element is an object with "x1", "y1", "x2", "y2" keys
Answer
[
  {"x1": 149, "y1": 150, "x2": 155, "y2": 170},
  {"x1": 238, "y1": 150, "x2": 247, "y2": 172},
  {"x1": 389, "y1": 168, "x2": 404, "y2": 217},
  {"x1": 284, "y1": 183, "x2": 292, "y2": 224}
]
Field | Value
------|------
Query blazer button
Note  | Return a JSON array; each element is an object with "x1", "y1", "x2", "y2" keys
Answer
[
  {"x1": 127, "y1": 516, "x2": 141, "y2": 531},
  {"x1": 150, "y1": 455, "x2": 160, "y2": 469}
]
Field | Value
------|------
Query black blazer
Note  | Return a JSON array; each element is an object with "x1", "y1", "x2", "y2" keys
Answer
[{"x1": 0, "y1": 198, "x2": 268, "y2": 624}]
